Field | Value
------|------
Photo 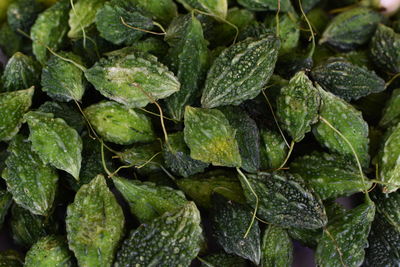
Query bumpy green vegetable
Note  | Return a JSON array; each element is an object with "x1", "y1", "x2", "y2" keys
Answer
[
  {"x1": 276, "y1": 71, "x2": 320, "y2": 142},
  {"x1": 85, "y1": 51, "x2": 180, "y2": 108},
  {"x1": 0, "y1": 87, "x2": 33, "y2": 141},
  {"x1": 165, "y1": 14, "x2": 209, "y2": 121},
  {"x1": 25, "y1": 236, "x2": 73, "y2": 267},
  {"x1": 115, "y1": 202, "x2": 203, "y2": 266},
  {"x1": 237, "y1": 0, "x2": 292, "y2": 12},
  {"x1": 201, "y1": 34, "x2": 280, "y2": 108},
  {"x1": 184, "y1": 106, "x2": 241, "y2": 167},
  {"x1": 0, "y1": 250, "x2": 23, "y2": 267},
  {"x1": 239, "y1": 172, "x2": 327, "y2": 229},
  {"x1": 311, "y1": 58, "x2": 385, "y2": 101},
  {"x1": 212, "y1": 194, "x2": 261, "y2": 264},
  {"x1": 176, "y1": 0, "x2": 227, "y2": 19},
  {"x1": 66, "y1": 175, "x2": 124, "y2": 267},
  {"x1": 163, "y1": 132, "x2": 208, "y2": 177},
  {"x1": 315, "y1": 199, "x2": 375, "y2": 267},
  {"x1": 201, "y1": 253, "x2": 248, "y2": 267},
  {"x1": 0, "y1": 23, "x2": 24, "y2": 57},
  {"x1": 113, "y1": 176, "x2": 187, "y2": 223},
  {"x1": 261, "y1": 225, "x2": 293, "y2": 267},
  {"x1": 1, "y1": 52, "x2": 40, "y2": 92},
  {"x1": 96, "y1": 0, "x2": 153, "y2": 46},
  {"x1": 370, "y1": 24, "x2": 400, "y2": 74},
  {"x1": 371, "y1": 191, "x2": 400, "y2": 230},
  {"x1": 24, "y1": 111, "x2": 82, "y2": 180},
  {"x1": 259, "y1": 129, "x2": 288, "y2": 170},
  {"x1": 378, "y1": 122, "x2": 400, "y2": 193},
  {"x1": 290, "y1": 151, "x2": 372, "y2": 200},
  {"x1": 265, "y1": 12, "x2": 299, "y2": 54},
  {"x1": 30, "y1": 0, "x2": 70, "y2": 64},
  {"x1": 84, "y1": 101, "x2": 155, "y2": 145},
  {"x1": 7, "y1": 0, "x2": 43, "y2": 33},
  {"x1": 320, "y1": 7, "x2": 381, "y2": 50},
  {"x1": 2, "y1": 135, "x2": 58, "y2": 215},
  {"x1": 380, "y1": 88, "x2": 400, "y2": 128},
  {"x1": 41, "y1": 52, "x2": 86, "y2": 102},
  {"x1": 313, "y1": 86, "x2": 370, "y2": 168},
  {"x1": 129, "y1": 0, "x2": 177, "y2": 25},
  {"x1": 0, "y1": 191, "x2": 12, "y2": 229}
]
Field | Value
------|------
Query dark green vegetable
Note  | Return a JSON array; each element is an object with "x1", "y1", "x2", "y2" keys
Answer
[
  {"x1": 261, "y1": 225, "x2": 293, "y2": 267},
  {"x1": 7, "y1": 0, "x2": 43, "y2": 33},
  {"x1": 0, "y1": 250, "x2": 24, "y2": 267}
]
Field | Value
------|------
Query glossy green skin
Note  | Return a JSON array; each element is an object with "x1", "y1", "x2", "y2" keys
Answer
[
  {"x1": 219, "y1": 106, "x2": 260, "y2": 173},
  {"x1": 371, "y1": 191, "x2": 400, "y2": 231},
  {"x1": 315, "y1": 200, "x2": 375, "y2": 267},
  {"x1": 25, "y1": 111, "x2": 82, "y2": 180},
  {"x1": 30, "y1": 0, "x2": 70, "y2": 64},
  {"x1": 1, "y1": 52, "x2": 40, "y2": 92},
  {"x1": 320, "y1": 7, "x2": 381, "y2": 50},
  {"x1": 176, "y1": 0, "x2": 227, "y2": 19},
  {"x1": 201, "y1": 34, "x2": 280, "y2": 108},
  {"x1": 115, "y1": 202, "x2": 203, "y2": 266},
  {"x1": 10, "y1": 205, "x2": 57, "y2": 248},
  {"x1": 212, "y1": 195, "x2": 261, "y2": 264},
  {"x1": 380, "y1": 88, "x2": 400, "y2": 128},
  {"x1": 259, "y1": 129, "x2": 288, "y2": 170},
  {"x1": 176, "y1": 171, "x2": 246, "y2": 209},
  {"x1": 165, "y1": 14, "x2": 209, "y2": 121},
  {"x1": 313, "y1": 86, "x2": 370, "y2": 168},
  {"x1": 85, "y1": 51, "x2": 180, "y2": 108},
  {"x1": 184, "y1": 106, "x2": 241, "y2": 167},
  {"x1": 38, "y1": 101, "x2": 85, "y2": 133},
  {"x1": 113, "y1": 176, "x2": 187, "y2": 223},
  {"x1": 378, "y1": 123, "x2": 400, "y2": 193},
  {"x1": 96, "y1": 0, "x2": 153, "y2": 46},
  {"x1": 237, "y1": 0, "x2": 292, "y2": 12},
  {"x1": 364, "y1": 216, "x2": 400, "y2": 267},
  {"x1": 276, "y1": 71, "x2": 320, "y2": 142},
  {"x1": 129, "y1": 0, "x2": 177, "y2": 25},
  {"x1": 0, "y1": 191, "x2": 12, "y2": 229},
  {"x1": 201, "y1": 253, "x2": 248, "y2": 267},
  {"x1": 117, "y1": 142, "x2": 163, "y2": 174},
  {"x1": 0, "y1": 23, "x2": 24, "y2": 57},
  {"x1": 370, "y1": 24, "x2": 400, "y2": 74},
  {"x1": 84, "y1": 101, "x2": 155, "y2": 145},
  {"x1": 261, "y1": 225, "x2": 293, "y2": 267},
  {"x1": 311, "y1": 58, "x2": 385, "y2": 101},
  {"x1": 67, "y1": 0, "x2": 107, "y2": 38},
  {"x1": 7, "y1": 0, "x2": 43, "y2": 33},
  {"x1": 66, "y1": 175, "x2": 124, "y2": 267},
  {"x1": 0, "y1": 250, "x2": 23, "y2": 267},
  {"x1": 290, "y1": 151, "x2": 372, "y2": 200},
  {"x1": 25, "y1": 236, "x2": 73, "y2": 267},
  {"x1": 239, "y1": 172, "x2": 327, "y2": 229},
  {"x1": 163, "y1": 132, "x2": 208, "y2": 177},
  {"x1": 0, "y1": 87, "x2": 33, "y2": 141},
  {"x1": 2, "y1": 135, "x2": 58, "y2": 216},
  {"x1": 41, "y1": 52, "x2": 86, "y2": 102},
  {"x1": 125, "y1": 37, "x2": 169, "y2": 59}
]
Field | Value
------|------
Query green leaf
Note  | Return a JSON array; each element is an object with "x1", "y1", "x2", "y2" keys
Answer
[
  {"x1": 84, "y1": 101, "x2": 155, "y2": 145},
  {"x1": 67, "y1": 0, "x2": 107, "y2": 39},
  {"x1": 0, "y1": 191, "x2": 12, "y2": 229},
  {"x1": 212, "y1": 194, "x2": 261, "y2": 264},
  {"x1": 261, "y1": 225, "x2": 293, "y2": 267},
  {"x1": 315, "y1": 199, "x2": 375, "y2": 267},
  {"x1": 84, "y1": 51, "x2": 180, "y2": 108},
  {"x1": 0, "y1": 87, "x2": 34, "y2": 142},
  {"x1": 176, "y1": 0, "x2": 227, "y2": 19},
  {"x1": 115, "y1": 202, "x2": 203, "y2": 266},
  {"x1": 163, "y1": 132, "x2": 208, "y2": 177},
  {"x1": 313, "y1": 86, "x2": 370, "y2": 168},
  {"x1": 2, "y1": 135, "x2": 58, "y2": 216},
  {"x1": 201, "y1": 34, "x2": 280, "y2": 108},
  {"x1": 41, "y1": 52, "x2": 86, "y2": 102},
  {"x1": 259, "y1": 128, "x2": 288, "y2": 170},
  {"x1": 0, "y1": 250, "x2": 24, "y2": 267},
  {"x1": 165, "y1": 14, "x2": 209, "y2": 121},
  {"x1": 184, "y1": 106, "x2": 241, "y2": 167},
  {"x1": 290, "y1": 151, "x2": 372, "y2": 200},
  {"x1": 96, "y1": 0, "x2": 154, "y2": 46},
  {"x1": 276, "y1": 71, "x2": 320, "y2": 142},
  {"x1": 238, "y1": 172, "x2": 327, "y2": 229},
  {"x1": 113, "y1": 176, "x2": 188, "y2": 223},
  {"x1": 1, "y1": 52, "x2": 41, "y2": 92},
  {"x1": 237, "y1": 0, "x2": 292, "y2": 12},
  {"x1": 66, "y1": 175, "x2": 124, "y2": 267},
  {"x1": 320, "y1": 7, "x2": 381, "y2": 51},
  {"x1": 24, "y1": 111, "x2": 82, "y2": 180},
  {"x1": 25, "y1": 236, "x2": 73, "y2": 267},
  {"x1": 30, "y1": 0, "x2": 70, "y2": 64}
]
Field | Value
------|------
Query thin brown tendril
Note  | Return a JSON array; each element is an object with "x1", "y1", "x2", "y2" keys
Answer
[
  {"x1": 324, "y1": 228, "x2": 347, "y2": 267},
  {"x1": 120, "y1": 17, "x2": 166, "y2": 35},
  {"x1": 277, "y1": 140, "x2": 295, "y2": 169}
]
